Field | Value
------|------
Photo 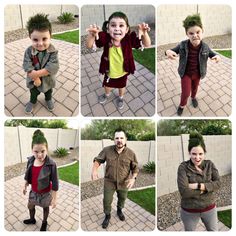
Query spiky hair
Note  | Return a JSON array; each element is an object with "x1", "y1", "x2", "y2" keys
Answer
[
  {"x1": 183, "y1": 14, "x2": 203, "y2": 33},
  {"x1": 188, "y1": 131, "x2": 206, "y2": 152}
]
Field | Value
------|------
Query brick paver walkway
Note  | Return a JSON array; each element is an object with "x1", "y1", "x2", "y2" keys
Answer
[
  {"x1": 4, "y1": 175, "x2": 79, "y2": 231},
  {"x1": 81, "y1": 51, "x2": 155, "y2": 117},
  {"x1": 81, "y1": 193, "x2": 155, "y2": 231},
  {"x1": 164, "y1": 219, "x2": 229, "y2": 231},
  {"x1": 4, "y1": 38, "x2": 79, "y2": 117},
  {"x1": 157, "y1": 56, "x2": 232, "y2": 117}
]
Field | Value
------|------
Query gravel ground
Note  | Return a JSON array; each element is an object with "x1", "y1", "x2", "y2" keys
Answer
[
  {"x1": 4, "y1": 18, "x2": 79, "y2": 44},
  {"x1": 157, "y1": 174, "x2": 232, "y2": 230},
  {"x1": 81, "y1": 23, "x2": 156, "y2": 55},
  {"x1": 4, "y1": 148, "x2": 79, "y2": 181},
  {"x1": 81, "y1": 170, "x2": 155, "y2": 200},
  {"x1": 157, "y1": 34, "x2": 232, "y2": 61}
]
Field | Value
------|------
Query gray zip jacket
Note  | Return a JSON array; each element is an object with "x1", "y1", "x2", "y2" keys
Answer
[
  {"x1": 24, "y1": 155, "x2": 59, "y2": 191},
  {"x1": 23, "y1": 44, "x2": 59, "y2": 93},
  {"x1": 177, "y1": 159, "x2": 220, "y2": 209},
  {"x1": 171, "y1": 40, "x2": 217, "y2": 79}
]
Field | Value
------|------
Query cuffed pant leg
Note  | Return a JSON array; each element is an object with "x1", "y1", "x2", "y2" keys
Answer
[
  {"x1": 180, "y1": 208, "x2": 200, "y2": 231},
  {"x1": 201, "y1": 207, "x2": 218, "y2": 231},
  {"x1": 103, "y1": 188, "x2": 115, "y2": 215},
  {"x1": 116, "y1": 189, "x2": 128, "y2": 209}
]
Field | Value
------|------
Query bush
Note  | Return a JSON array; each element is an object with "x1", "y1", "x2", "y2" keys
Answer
[
  {"x1": 143, "y1": 161, "x2": 155, "y2": 173},
  {"x1": 57, "y1": 12, "x2": 75, "y2": 24},
  {"x1": 54, "y1": 147, "x2": 69, "y2": 157}
]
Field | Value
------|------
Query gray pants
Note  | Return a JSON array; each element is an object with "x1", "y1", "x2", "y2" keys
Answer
[{"x1": 180, "y1": 207, "x2": 218, "y2": 231}]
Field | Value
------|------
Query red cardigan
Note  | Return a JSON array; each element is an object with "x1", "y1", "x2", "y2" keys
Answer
[{"x1": 95, "y1": 31, "x2": 141, "y2": 75}]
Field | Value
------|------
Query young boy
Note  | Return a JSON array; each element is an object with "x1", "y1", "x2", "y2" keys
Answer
[
  {"x1": 166, "y1": 14, "x2": 220, "y2": 116},
  {"x1": 23, "y1": 14, "x2": 59, "y2": 114}
]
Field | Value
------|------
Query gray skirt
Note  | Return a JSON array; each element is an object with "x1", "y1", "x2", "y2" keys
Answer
[{"x1": 28, "y1": 190, "x2": 52, "y2": 208}]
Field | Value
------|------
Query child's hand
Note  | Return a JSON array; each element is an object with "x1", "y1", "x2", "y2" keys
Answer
[
  {"x1": 166, "y1": 49, "x2": 178, "y2": 60},
  {"x1": 138, "y1": 22, "x2": 150, "y2": 36},
  {"x1": 28, "y1": 70, "x2": 39, "y2": 79},
  {"x1": 211, "y1": 55, "x2": 221, "y2": 63},
  {"x1": 33, "y1": 77, "x2": 41, "y2": 87},
  {"x1": 50, "y1": 198, "x2": 57, "y2": 209},
  {"x1": 23, "y1": 188, "x2": 27, "y2": 195},
  {"x1": 86, "y1": 24, "x2": 100, "y2": 39}
]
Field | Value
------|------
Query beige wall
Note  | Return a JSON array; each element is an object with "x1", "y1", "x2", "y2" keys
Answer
[
  {"x1": 81, "y1": 5, "x2": 155, "y2": 35},
  {"x1": 4, "y1": 126, "x2": 79, "y2": 166},
  {"x1": 4, "y1": 5, "x2": 79, "y2": 32},
  {"x1": 81, "y1": 140, "x2": 155, "y2": 183},
  {"x1": 157, "y1": 135, "x2": 232, "y2": 197},
  {"x1": 157, "y1": 5, "x2": 232, "y2": 45}
]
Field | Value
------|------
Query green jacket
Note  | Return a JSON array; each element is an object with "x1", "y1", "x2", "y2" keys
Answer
[
  {"x1": 23, "y1": 44, "x2": 59, "y2": 93},
  {"x1": 177, "y1": 159, "x2": 221, "y2": 209},
  {"x1": 94, "y1": 145, "x2": 139, "y2": 190}
]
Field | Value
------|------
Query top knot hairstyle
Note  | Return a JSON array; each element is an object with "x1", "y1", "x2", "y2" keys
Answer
[
  {"x1": 188, "y1": 131, "x2": 206, "y2": 153},
  {"x1": 102, "y1": 11, "x2": 130, "y2": 33},
  {"x1": 183, "y1": 14, "x2": 203, "y2": 33},
  {"x1": 32, "y1": 129, "x2": 48, "y2": 149},
  {"x1": 26, "y1": 13, "x2": 52, "y2": 36}
]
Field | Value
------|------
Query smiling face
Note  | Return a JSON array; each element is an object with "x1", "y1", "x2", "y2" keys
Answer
[
  {"x1": 32, "y1": 143, "x2": 48, "y2": 163},
  {"x1": 107, "y1": 17, "x2": 129, "y2": 42},
  {"x1": 189, "y1": 145, "x2": 205, "y2": 166},
  {"x1": 114, "y1": 131, "x2": 127, "y2": 150},
  {"x1": 30, "y1": 30, "x2": 51, "y2": 51},
  {"x1": 186, "y1": 25, "x2": 203, "y2": 47}
]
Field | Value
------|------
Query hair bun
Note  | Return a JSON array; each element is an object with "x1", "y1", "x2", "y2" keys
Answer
[
  {"x1": 188, "y1": 131, "x2": 206, "y2": 152},
  {"x1": 33, "y1": 129, "x2": 45, "y2": 138}
]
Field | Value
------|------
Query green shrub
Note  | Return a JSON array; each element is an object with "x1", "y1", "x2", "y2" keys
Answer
[
  {"x1": 54, "y1": 147, "x2": 69, "y2": 157},
  {"x1": 143, "y1": 161, "x2": 155, "y2": 173},
  {"x1": 57, "y1": 12, "x2": 75, "y2": 24}
]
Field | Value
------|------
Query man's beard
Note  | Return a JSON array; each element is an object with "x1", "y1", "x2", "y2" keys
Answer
[{"x1": 116, "y1": 142, "x2": 124, "y2": 149}]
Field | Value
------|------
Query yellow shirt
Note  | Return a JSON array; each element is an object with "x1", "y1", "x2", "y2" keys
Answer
[{"x1": 108, "y1": 46, "x2": 127, "y2": 78}]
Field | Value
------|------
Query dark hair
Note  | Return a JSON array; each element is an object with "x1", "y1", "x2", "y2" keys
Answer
[
  {"x1": 183, "y1": 14, "x2": 203, "y2": 33},
  {"x1": 102, "y1": 11, "x2": 130, "y2": 33},
  {"x1": 114, "y1": 129, "x2": 127, "y2": 137},
  {"x1": 31, "y1": 129, "x2": 48, "y2": 149},
  {"x1": 26, "y1": 13, "x2": 52, "y2": 36},
  {"x1": 188, "y1": 131, "x2": 206, "y2": 153}
]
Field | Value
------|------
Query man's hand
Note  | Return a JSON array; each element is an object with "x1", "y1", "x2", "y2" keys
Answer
[
  {"x1": 91, "y1": 171, "x2": 99, "y2": 181},
  {"x1": 126, "y1": 178, "x2": 135, "y2": 189}
]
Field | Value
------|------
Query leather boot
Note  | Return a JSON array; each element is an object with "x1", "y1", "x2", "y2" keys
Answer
[
  {"x1": 117, "y1": 208, "x2": 125, "y2": 221},
  {"x1": 102, "y1": 214, "x2": 111, "y2": 229}
]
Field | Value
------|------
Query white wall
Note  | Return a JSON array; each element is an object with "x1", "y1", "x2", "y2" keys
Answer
[{"x1": 4, "y1": 126, "x2": 79, "y2": 166}]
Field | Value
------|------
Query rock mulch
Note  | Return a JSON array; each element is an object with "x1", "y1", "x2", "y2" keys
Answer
[
  {"x1": 81, "y1": 170, "x2": 155, "y2": 201},
  {"x1": 157, "y1": 174, "x2": 232, "y2": 230}
]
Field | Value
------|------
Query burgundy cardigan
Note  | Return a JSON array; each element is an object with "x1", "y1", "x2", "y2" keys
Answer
[{"x1": 95, "y1": 31, "x2": 141, "y2": 75}]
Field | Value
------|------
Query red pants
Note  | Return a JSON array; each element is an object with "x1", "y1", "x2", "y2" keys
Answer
[{"x1": 180, "y1": 74, "x2": 200, "y2": 106}]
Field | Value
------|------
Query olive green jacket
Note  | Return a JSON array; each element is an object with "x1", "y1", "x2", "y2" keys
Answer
[
  {"x1": 94, "y1": 145, "x2": 139, "y2": 190},
  {"x1": 177, "y1": 159, "x2": 221, "y2": 209}
]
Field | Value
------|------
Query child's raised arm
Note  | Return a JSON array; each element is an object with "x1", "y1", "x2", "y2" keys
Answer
[
  {"x1": 166, "y1": 49, "x2": 178, "y2": 60},
  {"x1": 138, "y1": 22, "x2": 151, "y2": 47},
  {"x1": 86, "y1": 24, "x2": 100, "y2": 48}
]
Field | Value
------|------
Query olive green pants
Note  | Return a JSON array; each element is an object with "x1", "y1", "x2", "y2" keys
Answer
[{"x1": 103, "y1": 188, "x2": 128, "y2": 215}]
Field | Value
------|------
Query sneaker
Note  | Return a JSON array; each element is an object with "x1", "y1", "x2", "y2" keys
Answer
[
  {"x1": 25, "y1": 102, "x2": 33, "y2": 114},
  {"x1": 192, "y1": 98, "x2": 198, "y2": 108},
  {"x1": 23, "y1": 218, "x2": 36, "y2": 224},
  {"x1": 98, "y1": 94, "x2": 108, "y2": 104},
  {"x1": 40, "y1": 221, "x2": 47, "y2": 231},
  {"x1": 177, "y1": 106, "x2": 184, "y2": 116},
  {"x1": 116, "y1": 97, "x2": 124, "y2": 109},
  {"x1": 46, "y1": 99, "x2": 54, "y2": 111}
]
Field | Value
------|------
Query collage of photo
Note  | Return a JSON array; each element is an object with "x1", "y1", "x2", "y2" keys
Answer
[{"x1": 3, "y1": 3, "x2": 232, "y2": 233}]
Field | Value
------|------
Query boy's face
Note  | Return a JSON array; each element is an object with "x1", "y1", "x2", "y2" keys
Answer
[
  {"x1": 108, "y1": 17, "x2": 129, "y2": 42},
  {"x1": 30, "y1": 30, "x2": 51, "y2": 51},
  {"x1": 186, "y1": 25, "x2": 203, "y2": 47}
]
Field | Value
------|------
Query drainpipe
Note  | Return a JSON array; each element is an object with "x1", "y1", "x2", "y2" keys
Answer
[{"x1": 19, "y1": 5, "x2": 23, "y2": 29}]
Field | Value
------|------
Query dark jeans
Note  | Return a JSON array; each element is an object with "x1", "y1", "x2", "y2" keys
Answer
[
  {"x1": 103, "y1": 187, "x2": 128, "y2": 215},
  {"x1": 30, "y1": 87, "x2": 53, "y2": 104}
]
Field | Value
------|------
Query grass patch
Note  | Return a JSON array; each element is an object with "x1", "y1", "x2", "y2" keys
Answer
[
  {"x1": 133, "y1": 47, "x2": 155, "y2": 74},
  {"x1": 217, "y1": 209, "x2": 231, "y2": 228},
  {"x1": 52, "y1": 30, "x2": 79, "y2": 44},
  {"x1": 127, "y1": 187, "x2": 155, "y2": 215},
  {"x1": 58, "y1": 161, "x2": 79, "y2": 186},
  {"x1": 216, "y1": 50, "x2": 232, "y2": 59}
]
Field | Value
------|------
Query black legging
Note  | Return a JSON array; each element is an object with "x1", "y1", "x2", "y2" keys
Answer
[{"x1": 29, "y1": 206, "x2": 49, "y2": 222}]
